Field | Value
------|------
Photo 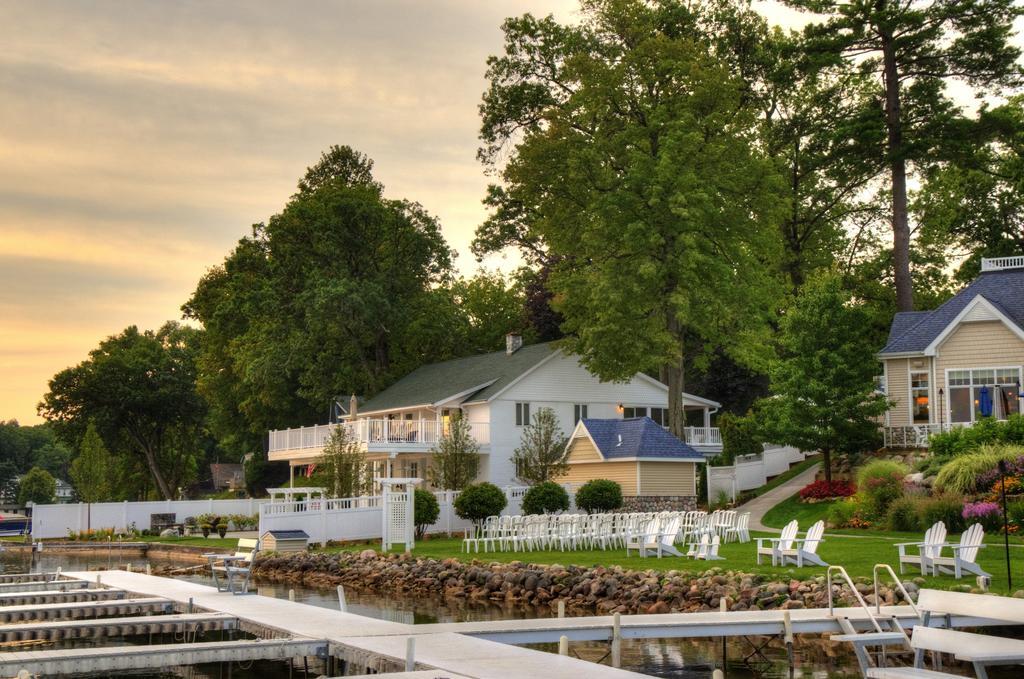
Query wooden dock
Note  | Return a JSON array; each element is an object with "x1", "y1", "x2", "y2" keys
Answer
[{"x1": 0, "y1": 569, "x2": 1014, "y2": 678}]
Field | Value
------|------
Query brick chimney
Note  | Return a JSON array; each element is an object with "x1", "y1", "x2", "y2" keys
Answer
[{"x1": 506, "y1": 333, "x2": 523, "y2": 355}]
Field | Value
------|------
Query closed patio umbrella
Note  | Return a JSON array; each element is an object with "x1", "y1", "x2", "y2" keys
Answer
[{"x1": 979, "y1": 385, "x2": 993, "y2": 417}]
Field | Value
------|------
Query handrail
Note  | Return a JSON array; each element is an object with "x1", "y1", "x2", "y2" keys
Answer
[
  {"x1": 826, "y1": 565, "x2": 884, "y2": 633},
  {"x1": 873, "y1": 563, "x2": 922, "y2": 622}
]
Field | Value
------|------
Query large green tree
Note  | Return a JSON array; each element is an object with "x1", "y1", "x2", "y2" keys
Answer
[
  {"x1": 70, "y1": 422, "x2": 114, "y2": 503},
  {"x1": 476, "y1": 0, "x2": 785, "y2": 438},
  {"x1": 784, "y1": 0, "x2": 1023, "y2": 311},
  {"x1": 184, "y1": 146, "x2": 460, "y2": 457},
  {"x1": 758, "y1": 274, "x2": 889, "y2": 481},
  {"x1": 18, "y1": 467, "x2": 56, "y2": 505},
  {"x1": 38, "y1": 322, "x2": 206, "y2": 500}
]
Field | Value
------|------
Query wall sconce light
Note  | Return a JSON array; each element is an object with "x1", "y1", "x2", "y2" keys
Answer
[{"x1": 616, "y1": 403, "x2": 624, "y2": 413}]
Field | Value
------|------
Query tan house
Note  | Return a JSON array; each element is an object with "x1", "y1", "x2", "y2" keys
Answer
[
  {"x1": 879, "y1": 256, "x2": 1024, "y2": 447},
  {"x1": 558, "y1": 417, "x2": 705, "y2": 510}
]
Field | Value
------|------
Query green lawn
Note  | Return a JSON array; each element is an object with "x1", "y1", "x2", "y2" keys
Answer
[
  {"x1": 762, "y1": 493, "x2": 835, "y2": 529},
  {"x1": 326, "y1": 532, "x2": 1024, "y2": 595},
  {"x1": 139, "y1": 535, "x2": 239, "y2": 548}
]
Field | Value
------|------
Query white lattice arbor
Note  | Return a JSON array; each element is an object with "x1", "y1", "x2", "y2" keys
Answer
[{"x1": 380, "y1": 478, "x2": 421, "y2": 552}]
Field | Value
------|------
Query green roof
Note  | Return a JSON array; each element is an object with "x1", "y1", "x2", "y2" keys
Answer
[{"x1": 357, "y1": 342, "x2": 558, "y2": 414}]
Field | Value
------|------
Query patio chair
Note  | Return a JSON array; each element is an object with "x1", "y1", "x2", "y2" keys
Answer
[
  {"x1": 627, "y1": 515, "x2": 682, "y2": 557},
  {"x1": 895, "y1": 521, "x2": 947, "y2": 575},
  {"x1": 687, "y1": 533, "x2": 725, "y2": 561},
  {"x1": 205, "y1": 538, "x2": 260, "y2": 595},
  {"x1": 777, "y1": 520, "x2": 828, "y2": 567},
  {"x1": 756, "y1": 519, "x2": 798, "y2": 566},
  {"x1": 724, "y1": 513, "x2": 750, "y2": 543},
  {"x1": 930, "y1": 523, "x2": 990, "y2": 580}
]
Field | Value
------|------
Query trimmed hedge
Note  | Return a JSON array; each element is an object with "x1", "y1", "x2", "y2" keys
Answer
[
  {"x1": 521, "y1": 481, "x2": 570, "y2": 515},
  {"x1": 575, "y1": 479, "x2": 623, "y2": 514}
]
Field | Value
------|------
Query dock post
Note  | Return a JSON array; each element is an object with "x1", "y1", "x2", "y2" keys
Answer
[
  {"x1": 783, "y1": 610, "x2": 794, "y2": 679},
  {"x1": 95, "y1": 573, "x2": 101, "y2": 587},
  {"x1": 557, "y1": 600, "x2": 565, "y2": 619},
  {"x1": 612, "y1": 611, "x2": 621, "y2": 668},
  {"x1": 559, "y1": 635, "x2": 568, "y2": 656},
  {"x1": 146, "y1": 563, "x2": 151, "y2": 576},
  {"x1": 126, "y1": 563, "x2": 132, "y2": 573},
  {"x1": 289, "y1": 589, "x2": 295, "y2": 601},
  {"x1": 405, "y1": 637, "x2": 415, "y2": 671},
  {"x1": 187, "y1": 597, "x2": 193, "y2": 614},
  {"x1": 337, "y1": 585, "x2": 347, "y2": 612},
  {"x1": 713, "y1": 671, "x2": 724, "y2": 679}
]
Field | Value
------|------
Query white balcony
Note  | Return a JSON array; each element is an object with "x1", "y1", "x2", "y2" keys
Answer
[{"x1": 268, "y1": 418, "x2": 490, "y2": 460}]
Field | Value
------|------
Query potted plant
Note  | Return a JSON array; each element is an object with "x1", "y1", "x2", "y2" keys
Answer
[
  {"x1": 216, "y1": 522, "x2": 228, "y2": 538},
  {"x1": 200, "y1": 522, "x2": 212, "y2": 538}
]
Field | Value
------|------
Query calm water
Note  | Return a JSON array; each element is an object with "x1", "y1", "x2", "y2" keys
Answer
[{"x1": 0, "y1": 547, "x2": 1001, "y2": 678}]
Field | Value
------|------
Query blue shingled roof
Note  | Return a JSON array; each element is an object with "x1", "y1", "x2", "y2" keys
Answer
[
  {"x1": 579, "y1": 417, "x2": 705, "y2": 461},
  {"x1": 880, "y1": 268, "x2": 1024, "y2": 355}
]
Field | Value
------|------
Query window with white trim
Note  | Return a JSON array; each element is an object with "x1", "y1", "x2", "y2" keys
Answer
[
  {"x1": 515, "y1": 402, "x2": 531, "y2": 426},
  {"x1": 947, "y1": 367, "x2": 1022, "y2": 423},
  {"x1": 649, "y1": 407, "x2": 670, "y2": 427},
  {"x1": 622, "y1": 406, "x2": 646, "y2": 419},
  {"x1": 910, "y1": 371, "x2": 930, "y2": 424},
  {"x1": 573, "y1": 404, "x2": 588, "y2": 424}
]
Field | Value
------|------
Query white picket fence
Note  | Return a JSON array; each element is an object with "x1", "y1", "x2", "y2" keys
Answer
[
  {"x1": 258, "y1": 484, "x2": 577, "y2": 546},
  {"x1": 705, "y1": 444, "x2": 809, "y2": 502},
  {"x1": 30, "y1": 498, "x2": 268, "y2": 539}
]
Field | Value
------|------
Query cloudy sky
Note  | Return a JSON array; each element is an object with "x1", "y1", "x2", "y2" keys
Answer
[{"x1": 0, "y1": 1, "x2": 816, "y2": 423}]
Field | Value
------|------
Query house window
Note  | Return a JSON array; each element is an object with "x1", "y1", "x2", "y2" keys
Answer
[
  {"x1": 649, "y1": 407, "x2": 669, "y2": 427},
  {"x1": 910, "y1": 372, "x2": 930, "y2": 424},
  {"x1": 515, "y1": 402, "x2": 531, "y2": 426},
  {"x1": 947, "y1": 367, "x2": 1022, "y2": 423},
  {"x1": 573, "y1": 404, "x2": 588, "y2": 424},
  {"x1": 622, "y1": 406, "x2": 647, "y2": 419}
]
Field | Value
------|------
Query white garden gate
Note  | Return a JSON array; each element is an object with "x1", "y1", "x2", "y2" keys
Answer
[{"x1": 380, "y1": 478, "x2": 420, "y2": 552}]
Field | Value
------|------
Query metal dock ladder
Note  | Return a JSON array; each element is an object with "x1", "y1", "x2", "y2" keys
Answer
[{"x1": 827, "y1": 564, "x2": 922, "y2": 676}]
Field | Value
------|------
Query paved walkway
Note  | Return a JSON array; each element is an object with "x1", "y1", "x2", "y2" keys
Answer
[{"x1": 736, "y1": 462, "x2": 820, "y2": 532}]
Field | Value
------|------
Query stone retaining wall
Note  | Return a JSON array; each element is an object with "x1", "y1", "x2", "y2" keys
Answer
[{"x1": 621, "y1": 496, "x2": 697, "y2": 512}]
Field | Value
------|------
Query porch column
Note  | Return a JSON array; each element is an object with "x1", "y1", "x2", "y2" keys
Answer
[
  {"x1": 289, "y1": 463, "x2": 294, "y2": 487},
  {"x1": 703, "y1": 408, "x2": 711, "y2": 428}
]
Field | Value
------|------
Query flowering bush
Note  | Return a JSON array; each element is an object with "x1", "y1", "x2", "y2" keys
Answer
[
  {"x1": 976, "y1": 455, "x2": 1024, "y2": 491},
  {"x1": 799, "y1": 479, "x2": 856, "y2": 501},
  {"x1": 827, "y1": 498, "x2": 872, "y2": 528},
  {"x1": 962, "y1": 501, "x2": 1003, "y2": 532}
]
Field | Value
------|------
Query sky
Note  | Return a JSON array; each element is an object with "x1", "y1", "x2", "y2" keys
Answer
[{"x1": 0, "y1": 1, "x2": 818, "y2": 424}]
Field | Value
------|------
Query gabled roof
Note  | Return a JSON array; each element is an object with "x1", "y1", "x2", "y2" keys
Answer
[
  {"x1": 356, "y1": 342, "x2": 557, "y2": 414},
  {"x1": 880, "y1": 268, "x2": 1024, "y2": 356},
  {"x1": 576, "y1": 417, "x2": 705, "y2": 462}
]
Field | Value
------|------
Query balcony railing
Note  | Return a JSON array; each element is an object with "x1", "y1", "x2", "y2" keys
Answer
[
  {"x1": 981, "y1": 256, "x2": 1024, "y2": 272},
  {"x1": 269, "y1": 419, "x2": 489, "y2": 454},
  {"x1": 683, "y1": 426, "x2": 721, "y2": 446}
]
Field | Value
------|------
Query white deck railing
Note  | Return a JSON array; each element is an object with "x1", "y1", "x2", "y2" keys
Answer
[
  {"x1": 981, "y1": 256, "x2": 1024, "y2": 272},
  {"x1": 269, "y1": 419, "x2": 490, "y2": 453},
  {"x1": 883, "y1": 423, "x2": 971, "y2": 448},
  {"x1": 684, "y1": 426, "x2": 721, "y2": 446}
]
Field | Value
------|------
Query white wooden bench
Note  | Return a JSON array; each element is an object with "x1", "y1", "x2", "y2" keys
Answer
[
  {"x1": 865, "y1": 588, "x2": 1024, "y2": 679},
  {"x1": 204, "y1": 538, "x2": 259, "y2": 595}
]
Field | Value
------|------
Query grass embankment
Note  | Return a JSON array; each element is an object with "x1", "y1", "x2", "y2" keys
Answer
[
  {"x1": 746, "y1": 454, "x2": 822, "y2": 501},
  {"x1": 325, "y1": 531, "x2": 1024, "y2": 596}
]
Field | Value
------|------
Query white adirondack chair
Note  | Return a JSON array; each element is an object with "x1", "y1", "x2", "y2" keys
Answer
[
  {"x1": 693, "y1": 534, "x2": 724, "y2": 561},
  {"x1": 930, "y1": 523, "x2": 990, "y2": 579},
  {"x1": 724, "y1": 513, "x2": 750, "y2": 543},
  {"x1": 756, "y1": 519, "x2": 797, "y2": 566},
  {"x1": 686, "y1": 532, "x2": 710, "y2": 558},
  {"x1": 777, "y1": 520, "x2": 828, "y2": 567},
  {"x1": 895, "y1": 521, "x2": 947, "y2": 575},
  {"x1": 627, "y1": 515, "x2": 682, "y2": 557}
]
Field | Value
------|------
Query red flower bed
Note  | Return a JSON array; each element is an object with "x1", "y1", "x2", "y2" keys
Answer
[{"x1": 799, "y1": 479, "x2": 855, "y2": 500}]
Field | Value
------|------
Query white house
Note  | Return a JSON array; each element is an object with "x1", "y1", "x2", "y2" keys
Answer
[{"x1": 268, "y1": 334, "x2": 722, "y2": 490}]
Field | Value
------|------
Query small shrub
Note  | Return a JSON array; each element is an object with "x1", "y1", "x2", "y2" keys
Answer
[
  {"x1": 575, "y1": 479, "x2": 623, "y2": 514},
  {"x1": 856, "y1": 459, "x2": 908, "y2": 518},
  {"x1": 928, "y1": 414, "x2": 1024, "y2": 458},
  {"x1": 453, "y1": 482, "x2": 507, "y2": 528},
  {"x1": 935, "y1": 444, "x2": 1024, "y2": 494},
  {"x1": 827, "y1": 498, "x2": 870, "y2": 528},
  {"x1": 919, "y1": 493, "x2": 966, "y2": 532},
  {"x1": 413, "y1": 488, "x2": 440, "y2": 539},
  {"x1": 799, "y1": 479, "x2": 856, "y2": 501},
  {"x1": 962, "y1": 501, "x2": 1003, "y2": 533},
  {"x1": 521, "y1": 481, "x2": 570, "y2": 515},
  {"x1": 1008, "y1": 500, "x2": 1024, "y2": 531},
  {"x1": 886, "y1": 495, "x2": 923, "y2": 532}
]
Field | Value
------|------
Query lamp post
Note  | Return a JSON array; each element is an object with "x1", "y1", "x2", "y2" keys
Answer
[
  {"x1": 937, "y1": 388, "x2": 944, "y2": 430},
  {"x1": 999, "y1": 459, "x2": 1012, "y2": 590}
]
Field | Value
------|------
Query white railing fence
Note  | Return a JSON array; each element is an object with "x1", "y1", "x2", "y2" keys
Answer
[
  {"x1": 883, "y1": 423, "x2": 969, "y2": 448},
  {"x1": 269, "y1": 419, "x2": 490, "y2": 453},
  {"x1": 981, "y1": 256, "x2": 1024, "y2": 272},
  {"x1": 706, "y1": 445, "x2": 808, "y2": 503},
  {"x1": 683, "y1": 427, "x2": 721, "y2": 445},
  {"x1": 31, "y1": 498, "x2": 269, "y2": 539}
]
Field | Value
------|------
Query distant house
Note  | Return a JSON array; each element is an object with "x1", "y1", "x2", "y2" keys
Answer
[
  {"x1": 268, "y1": 335, "x2": 722, "y2": 490},
  {"x1": 557, "y1": 417, "x2": 705, "y2": 510},
  {"x1": 210, "y1": 463, "x2": 245, "y2": 490},
  {"x1": 54, "y1": 478, "x2": 74, "y2": 503},
  {"x1": 879, "y1": 256, "x2": 1024, "y2": 447}
]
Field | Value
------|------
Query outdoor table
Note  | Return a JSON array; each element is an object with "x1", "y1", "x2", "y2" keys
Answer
[{"x1": 202, "y1": 553, "x2": 245, "y2": 593}]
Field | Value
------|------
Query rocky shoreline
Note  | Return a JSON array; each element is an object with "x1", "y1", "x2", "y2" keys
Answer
[{"x1": 251, "y1": 550, "x2": 924, "y2": 615}]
